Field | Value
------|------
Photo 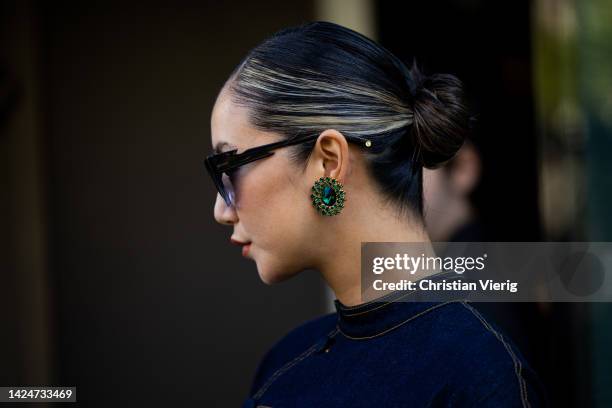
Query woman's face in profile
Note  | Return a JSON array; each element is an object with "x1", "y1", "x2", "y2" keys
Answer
[{"x1": 210, "y1": 89, "x2": 317, "y2": 283}]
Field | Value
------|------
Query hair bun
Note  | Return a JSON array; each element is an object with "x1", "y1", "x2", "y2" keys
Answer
[{"x1": 407, "y1": 61, "x2": 472, "y2": 169}]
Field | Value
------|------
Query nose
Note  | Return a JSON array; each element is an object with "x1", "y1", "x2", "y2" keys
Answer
[{"x1": 214, "y1": 193, "x2": 238, "y2": 225}]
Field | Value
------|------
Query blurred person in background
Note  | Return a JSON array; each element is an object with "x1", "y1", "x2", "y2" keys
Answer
[{"x1": 423, "y1": 140, "x2": 484, "y2": 242}]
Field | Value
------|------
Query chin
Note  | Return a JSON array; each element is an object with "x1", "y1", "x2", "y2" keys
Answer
[
  {"x1": 256, "y1": 262, "x2": 298, "y2": 285},
  {"x1": 257, "y1": 269, "x2": 291, "y2": 285}
]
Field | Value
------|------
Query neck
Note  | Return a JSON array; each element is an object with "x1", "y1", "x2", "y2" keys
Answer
[{"x1": 314, "y1": 198, "x2": 432, "y2": 307}]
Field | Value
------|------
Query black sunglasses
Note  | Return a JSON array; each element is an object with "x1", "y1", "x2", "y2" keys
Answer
[{"x1": 204, "y1": 133, "x2": 372, "y2": 207}]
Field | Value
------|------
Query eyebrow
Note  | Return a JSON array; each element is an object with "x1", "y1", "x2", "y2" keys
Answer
[{"x1": 213, "y1": 141, "x2": 237, "y2": 154}]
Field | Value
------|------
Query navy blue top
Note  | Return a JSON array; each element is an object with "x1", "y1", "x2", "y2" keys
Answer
[{"x1": 243, "y1": 272, "x2": 549, "y2": 407}]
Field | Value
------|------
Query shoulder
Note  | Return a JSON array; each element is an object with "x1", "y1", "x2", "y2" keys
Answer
[
  {"x1": 409, "y1": 300, "x2": 549, "y2": 407},
  {"x1": 248, "y1": 312, "x2": 337, "y2": 395}
]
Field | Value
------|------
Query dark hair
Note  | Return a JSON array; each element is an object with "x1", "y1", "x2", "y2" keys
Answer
[{"x1": 225, "y1": 21, "x2": 473, "y2": 218}]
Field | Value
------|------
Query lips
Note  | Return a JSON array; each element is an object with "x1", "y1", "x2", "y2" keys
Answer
[
  {"x1": 230, "y1": 238, "x2": 251, "y2": 246},
  {"x1": 230, "y1": 237, "x2": 252, "y2": 257}
]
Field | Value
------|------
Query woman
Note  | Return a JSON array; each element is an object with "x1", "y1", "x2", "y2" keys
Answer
[{"x1": 205, "y1": 21, "x2": 547, "y2": 407}]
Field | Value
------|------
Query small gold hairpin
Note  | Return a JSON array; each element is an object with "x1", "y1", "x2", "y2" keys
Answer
[{"x1": 365, "y1": 140, "x2": 372, "y2": 147}]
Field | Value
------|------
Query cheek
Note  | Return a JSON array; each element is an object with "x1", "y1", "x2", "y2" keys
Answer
[
  {"x1": 234, "y1": 163, "x2": 309, "y2": 249},
  {"x1": 423, "y1": 170, "x2": 444, "y2": 204}
]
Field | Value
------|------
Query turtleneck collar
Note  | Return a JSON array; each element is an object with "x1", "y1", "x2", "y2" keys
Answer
[{"x1": 333, "y1": 270, "x2": 466, "y2": 339}]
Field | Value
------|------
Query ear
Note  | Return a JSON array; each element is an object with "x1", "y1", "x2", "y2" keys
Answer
[
  {"x1": 450, "y1": 142, "x2": 481, "y2": 195},
  {"x1": 308, "y1": 129, "x2": 351, "y2": 183}
]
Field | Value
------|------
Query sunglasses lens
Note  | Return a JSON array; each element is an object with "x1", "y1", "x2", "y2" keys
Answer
[{"x1": 221, "y1": 172, "x2": 235, "y2": 207}]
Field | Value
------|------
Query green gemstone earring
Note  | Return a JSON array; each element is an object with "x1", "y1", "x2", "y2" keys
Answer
[{"x1": 310, "y1": 176, "x2": 346, "y2": 216}]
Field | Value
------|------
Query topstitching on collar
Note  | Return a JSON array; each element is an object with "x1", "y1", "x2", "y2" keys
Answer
[{"x1": 333, "y1": 270, "x2": 467, "y2": 339}]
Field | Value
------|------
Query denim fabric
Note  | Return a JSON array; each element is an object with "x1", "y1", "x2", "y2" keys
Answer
[{"x1": 242, "y1": 271, "x2": 549, "y2": 407}]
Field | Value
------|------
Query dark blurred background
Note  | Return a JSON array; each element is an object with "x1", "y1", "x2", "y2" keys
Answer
[{"x1": 1, "y1": 0, "x2": 611, "y2": 406}]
